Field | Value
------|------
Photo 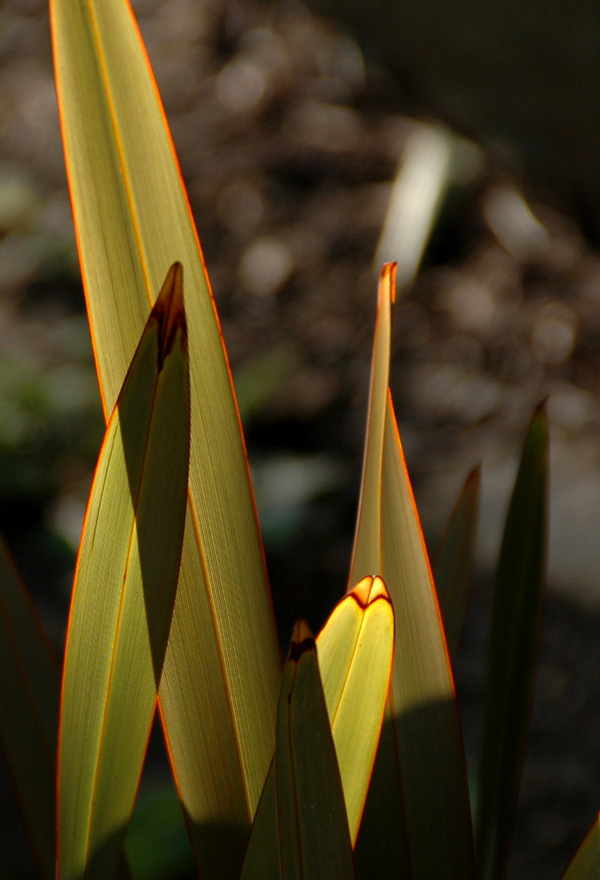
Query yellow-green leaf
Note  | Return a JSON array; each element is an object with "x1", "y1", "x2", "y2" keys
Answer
[
  {"x1": 51, "y1": 2, "x2": 281, "y2": 876},
  {"x1": 0, "y1": 537, "x2": 58, "y2": 880},
  {"x1": 276, "y1": 620, "x2": 355, "y2": 880},
  {"x1": 241, "y1": 577, "x2": 394, "y2": 880},
  {"x1": 57, "y1": 264, "x2": 190, "y2": 880},
  {"x1": 316, "y1": 575, "x2": 394, "y2": 841},
  {"x1": 349, "y1": 264, "x2": 395, "y2": 585},
  {"x1": 351, "y1": 265, "x2": 474, "y2": 880},
  {"x1": 475, "y1": 403, "x2": 549, "y2": 880},
  {"x1": 562, "y1": 814, "x2": 600, "y2": 880},
  {"x1": 433, "y1": 465, "x2": 481, "y2": 659}
]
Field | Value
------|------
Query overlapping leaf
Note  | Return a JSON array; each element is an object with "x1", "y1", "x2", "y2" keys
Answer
[
  {"x1": 57, "y1": 265, "x2": 190, "y2": 880},
  {"x1": 276, "y1": 620, "x2": 355, "y2": 880},
  {"x1": 51, "y1": 3, "x2": 281, "y2": 877},
  {"x1": 475, "y1": 403, "x2": 549, "y2": 880},
  {"x1": 351, "y1": 264, "x2": 474, "y2": 880},
  {"x1": 241, "y1": 576, "x2": 394, "y2": 880}
]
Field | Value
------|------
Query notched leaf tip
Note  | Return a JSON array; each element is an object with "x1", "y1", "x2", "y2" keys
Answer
[
  {"x1": 289, "y1": 619, "x2": 316, "y2": 661},
  {"x1": 153, "y1": 262, "x2": 187, "y2": 368},
  {"x1": 351, "y1": 574, "x2": 390, "y2": 609}
]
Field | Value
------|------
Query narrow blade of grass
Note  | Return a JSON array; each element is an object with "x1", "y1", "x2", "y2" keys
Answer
[
  {"x1": 57, "y1": 265, "x2": 190, "y2": 880},
  {"x1": 241, "y1": 577, "x2": 394, "y2": 880},
  {"x1": 475, "y1": 403, "x2": 549, "y2": 880},
  {"x1": 561, "y1": 814, "x2": 600, "y2": 880},
  {"x1": 350, "y1": 264, "x2": 474, "y2": 880},
  {"x1": 51, "y1": 3, "x2": 281, "y2": 876},
  {"x1": 276, "y1": 620, "x2": 355, "y2": 880},
  {"x1": 433, "y1": 466, "x2": 481, "y2": 660},
  {"x1": 0, "y1": 538, "x2": 58, "y2": 880}
]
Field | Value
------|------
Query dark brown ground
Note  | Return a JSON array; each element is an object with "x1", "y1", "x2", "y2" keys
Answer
[{"x1": 0, "y1": 0, "x2": 599, "y2": 878}]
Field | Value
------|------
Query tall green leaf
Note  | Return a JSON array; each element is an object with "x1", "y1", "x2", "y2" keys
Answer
[
  {"x1": 433, "y1": 466, "x2": 481, "y2": 659},
  {"x1": 57, "y1": 265, "x2": 190, "y2": 880},
  {"x1": 0, "y1": 538, "x2": 58, "y2": 880},
  {"x1": 50, "y1": 2, "x2": 281, "y2": 876},
  {"x1": 475, "y1": 403, "x2": 549, "y2": 880},
  {"x1": 351, "y1": 265, "x2": 474, "y2": 880},
  {"x1": 276, "y1": 620, "x2": 355, "y2": 880}
]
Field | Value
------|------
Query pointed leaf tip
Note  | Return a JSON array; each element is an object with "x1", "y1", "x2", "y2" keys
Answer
[{"x1": 154, "y1": 262, "x2": 187, "y2": 367}]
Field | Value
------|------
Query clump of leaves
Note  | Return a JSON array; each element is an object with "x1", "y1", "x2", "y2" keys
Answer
[{"x1": 0, "y1": 2, "x2": 597, "y2": 880}]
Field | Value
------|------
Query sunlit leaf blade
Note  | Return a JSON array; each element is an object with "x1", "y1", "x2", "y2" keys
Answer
[
  {"x1": 276, "y1": 620, "x2": 355, "y2": 880},
  {"x1": 241, "y1": 577, "x2": 394, "y2": 880},
  {"x1": 433, "y1": 466, "x2": 481, "y2": 659},
  {"x1": 316, "y1": 575, "x2": 394, "y2": 841},
  {"x1": 350, "y1": 265, "x2": 474, "y2": 880},
  {"x1": 349, "y1": 264, "x2": 395, "y2": 586},
  {"x1": 51, "y1": 2, "x2": 281, "y2": 875},
  {"x1": 0, "y1": 537, "x2": 58, "y2": 880},
  {"x1": 562, "y1": 814, "x2": 600, "y2": 880},
  {"x1": 475, "y1": 403, "x2": 549, "y2": 880},
  {"x1": 57, "y1": 265, "x2": 190, "y2": 880}
]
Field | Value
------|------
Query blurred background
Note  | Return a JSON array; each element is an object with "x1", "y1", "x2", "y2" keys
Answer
[{"x1": 0, "y1": 0, "x2": 599, "y2": 877}]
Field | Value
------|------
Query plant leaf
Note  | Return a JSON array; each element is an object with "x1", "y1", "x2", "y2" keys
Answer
[
  {"x1": 316, "y1": 575, "x2": 394, "y2": 841},
  {"x1": 276, "y1": 620, "x2": 355, "y2": 880},
  {"x1": 57, "y1": 265, "x2": 190, "y2": 880},
  {"x1": 433, "y1": 466, "x2": 481, "y2": 659},
  {"x1": 50, "y1": 2, "x2": 281, "y2": 876},
  {"x1": 241, "y1": 576, "x2": 394, "y2": 880},
  {"x1": 350, "y1": 265, "x2": 474, "y2": 880},
  {"x1": 475, "y1": 403, "x2": 549, "y2": 880},
  {"x1": 0, "y1": 537, "x2": 58, "y2": 880},
  {"x1": 349, "y1": 264, "x2": 395, "y2": 586},
  {"x1": 561, "y1": 814, "x2": 600, "y2": 880}
]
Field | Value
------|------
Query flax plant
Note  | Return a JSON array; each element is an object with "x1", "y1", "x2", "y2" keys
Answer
[{"x1": 0, "y1": 2, "x2": 598, "y2": 879}]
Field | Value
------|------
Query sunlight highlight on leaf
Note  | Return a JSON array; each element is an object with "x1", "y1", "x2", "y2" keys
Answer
[
  {"x1": 316, "y1": 575, "x2": 394, "y2": 841},
  {"x1": 350, "y1": 264, "x2": 474, "y2": 880},
  {"x1": 51, "y1": 3, "x2": 281, "y2": 876}
]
